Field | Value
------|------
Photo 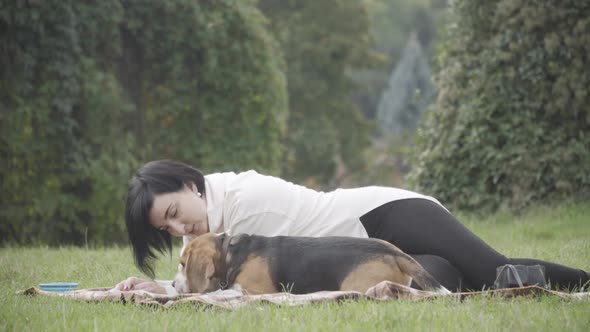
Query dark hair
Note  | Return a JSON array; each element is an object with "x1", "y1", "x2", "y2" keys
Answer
[{"x1": 125, "y1": 159, "x2": 205, "y2": 279}]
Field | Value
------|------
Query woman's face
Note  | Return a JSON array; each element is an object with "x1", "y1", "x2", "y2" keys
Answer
[{"x1": 149, "y1": 184, "x2": 209, "y2": 237}]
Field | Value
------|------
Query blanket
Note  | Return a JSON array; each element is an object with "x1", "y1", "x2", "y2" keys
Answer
[{"x1": 18, "y1": 281, "x2": 589, "y2": 310}]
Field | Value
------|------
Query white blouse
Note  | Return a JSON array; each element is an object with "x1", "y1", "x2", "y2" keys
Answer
[{"x1": 181, "y1": 170, "x2": 444, "y2": 251}]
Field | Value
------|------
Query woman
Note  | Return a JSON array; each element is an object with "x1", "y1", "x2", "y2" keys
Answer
[{"x1": 114, "y1": 160, "x2": 589, "y2": 294}]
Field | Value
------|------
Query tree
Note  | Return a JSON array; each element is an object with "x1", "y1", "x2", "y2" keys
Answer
[{"x1": 0, "y1": 0, "x2": 287, "y2": 244}]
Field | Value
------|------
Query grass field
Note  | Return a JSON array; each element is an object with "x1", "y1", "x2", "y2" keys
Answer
[{"x1": 1, "y1": 202, "x2": 589, "y2": 331}]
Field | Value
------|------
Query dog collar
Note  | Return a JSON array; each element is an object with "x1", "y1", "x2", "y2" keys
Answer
[{"x1": 216, "y1": 233, "x2": 233, "y2": 290}]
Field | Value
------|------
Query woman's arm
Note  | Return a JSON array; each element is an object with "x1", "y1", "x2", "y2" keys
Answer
[
  {"x1": 112, "y1": 277, "x2": 169, "y2": 294},
  {"x1": 148, "y1": 236, "x2": 195, "y2": 295},
  {"x1": 112, "y1": 237, "x2": 192, "y2": 295}
]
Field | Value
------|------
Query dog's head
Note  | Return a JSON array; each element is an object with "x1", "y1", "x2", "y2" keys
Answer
[{"x1": 174, "y1": 233, "x2": 223, "y2": 294}]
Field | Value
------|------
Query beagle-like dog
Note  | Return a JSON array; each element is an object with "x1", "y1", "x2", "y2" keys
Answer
[{"x1": 174, "y1": 233, "x2": 451, "y2": 295}]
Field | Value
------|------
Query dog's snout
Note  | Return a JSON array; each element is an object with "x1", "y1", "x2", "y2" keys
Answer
[{"x1": 172, "y1": 280, "x2": 176, "y2": 288}]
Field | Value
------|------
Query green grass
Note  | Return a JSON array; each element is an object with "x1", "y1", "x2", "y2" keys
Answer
[{"x1": 1, "y1": 202, "x2": 589, "y2": 332}]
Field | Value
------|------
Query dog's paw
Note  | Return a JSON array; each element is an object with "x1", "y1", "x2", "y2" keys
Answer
[
  {"x1": 437, "y1": 286, "x2": 452, "y2": 295},
  {"x1": 207, "y1": 285, "x2": 244, "y2": 297}
]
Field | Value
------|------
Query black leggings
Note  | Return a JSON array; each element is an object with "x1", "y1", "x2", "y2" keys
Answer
[{"x1": 360, "y1": 198, "x2": 589, "y2": 291}]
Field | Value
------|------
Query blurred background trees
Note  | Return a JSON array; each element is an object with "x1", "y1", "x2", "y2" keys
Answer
[
  {"x1": 341, "y1": 0, "x2": 447, "y2": 187},
  {"x1": 1, "y1": 0, "x2": 588, "y2": 245},
  {"x1": 258, "y1": 0, "x2": 374, "y2": 187}
]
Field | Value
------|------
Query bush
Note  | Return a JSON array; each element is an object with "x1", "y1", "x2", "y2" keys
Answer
[{"x1": 409, "y1": 0, "x2": 590, "y2": 211}]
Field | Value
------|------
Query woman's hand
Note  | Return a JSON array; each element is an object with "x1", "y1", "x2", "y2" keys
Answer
[{"x1": 112, "y1": 277, "x2": 167, "y2": 294}]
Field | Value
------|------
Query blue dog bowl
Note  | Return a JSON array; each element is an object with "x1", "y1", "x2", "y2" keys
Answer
[{"x1": 39, "y1": 282, "x2": 79, "y2": 292}]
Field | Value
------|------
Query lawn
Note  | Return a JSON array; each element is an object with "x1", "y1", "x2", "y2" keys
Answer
[{"x1": 1, "y1": 202, "x2": 589, "y2": 331}]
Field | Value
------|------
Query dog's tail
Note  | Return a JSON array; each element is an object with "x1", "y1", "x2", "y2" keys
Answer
[{"x1": 397, "y1": 254, "x2": 452, "y2": 294}]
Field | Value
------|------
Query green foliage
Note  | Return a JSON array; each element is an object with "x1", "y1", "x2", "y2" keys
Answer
[
  {"x1": 119, "y1": 0, "x2": 287, "y2": 173},
  {"x1": 368, "y1": 0, "x2": 446, "y2": 61},
  {"x1": 258, "y1": 0, "x2": 374, "y2": 186},
  {"x1": 409, "y1": 0, "x2": 590, "y2": 211},
  {"x1": 0, "y1": 0, "x2": 287, "y2": 245}
]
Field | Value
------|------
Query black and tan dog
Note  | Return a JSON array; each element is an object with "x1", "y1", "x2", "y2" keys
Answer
[{"x1": 173, "y1": 233, "x2": 451, "y2": 295}]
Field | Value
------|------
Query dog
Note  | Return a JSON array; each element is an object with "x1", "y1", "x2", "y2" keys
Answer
[{"x1": 173, "y1": 233, "x2": 451, "y2": 295}]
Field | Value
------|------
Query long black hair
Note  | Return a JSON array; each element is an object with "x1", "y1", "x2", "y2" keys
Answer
[{"x1": 125, "y1": 159, "x2": 205, "y2": 279}]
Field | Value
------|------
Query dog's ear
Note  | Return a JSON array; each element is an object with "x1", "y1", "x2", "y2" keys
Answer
[
  {"x1": 185, "y1": 251, "x2": 216, "y2": 293},
  {"x1": 204, "y1": 257, "x2": 215, "y2": 280},
  {"x1": 185, "y1": 252, "x2": 200, "y2": 293}
]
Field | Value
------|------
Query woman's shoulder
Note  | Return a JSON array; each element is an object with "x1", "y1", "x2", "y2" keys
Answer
[
  {"x1": 205, "y1": 169, "x2": 264, "y2": 182},
  {"x1": 205, "y1": 170, "x2": 294, "y2": 202},
  {"x1": 231, "y1": 170, "x2": 296, "y2": 194},
  {"x1": 228, "y1": 171, "x2": 317, "y2": 207}
]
